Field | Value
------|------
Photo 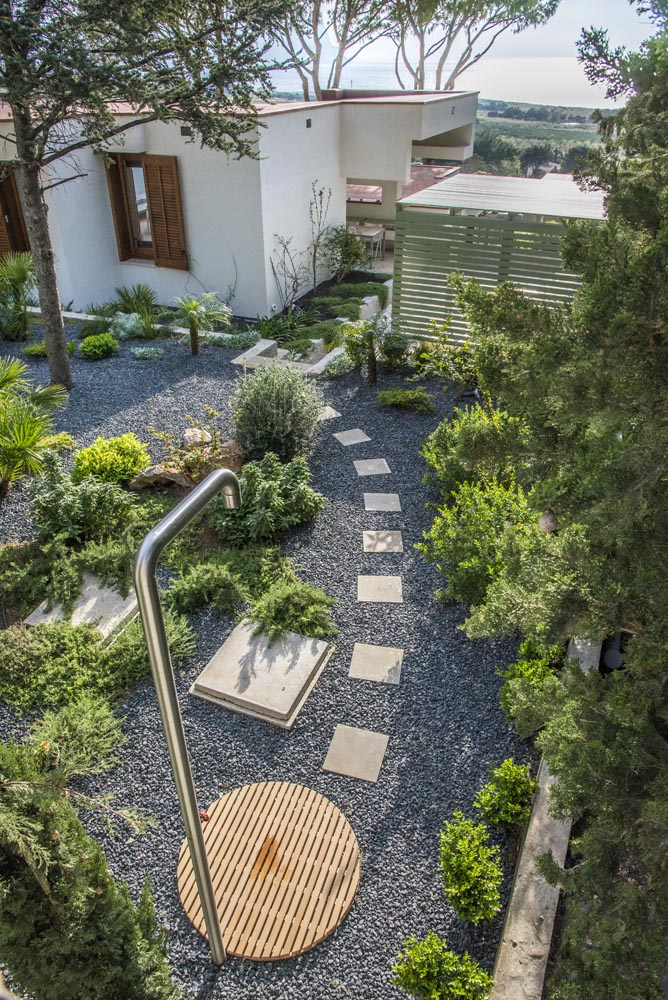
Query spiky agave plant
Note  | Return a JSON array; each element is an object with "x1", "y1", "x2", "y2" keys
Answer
[
  {"x1": 0, "y1": 357, "x2": 66, "y2": 500},
  {"x1": 0, "y1": 252, "x2": 36, "y2": 341}
]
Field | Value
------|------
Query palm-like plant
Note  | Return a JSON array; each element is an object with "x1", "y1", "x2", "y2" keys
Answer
[
  {"x1": 172, "y1": 292, "x2": 232, "y2": 356},
  {"x1": 0, "y1": 357, "x2": 66, "y2": 500},
  {"x1": 0, "y1": 252, "x2": 36, "y2": 341}
]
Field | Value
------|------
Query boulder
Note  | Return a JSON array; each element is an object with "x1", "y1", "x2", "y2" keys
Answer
[
  {"x1": 129, "y1": 465, "x2": 191, "y2": 490},
  {"x1": 189, "y1": 439, "x2": 245, "y2": 480},
  {"x1": 182, "y1": 427, "x2": 212, "y2": 448}
]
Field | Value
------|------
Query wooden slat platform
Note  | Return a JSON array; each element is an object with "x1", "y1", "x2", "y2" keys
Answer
[{"x1": 177, "y1": 781, "x2": 361, "y2": 961}]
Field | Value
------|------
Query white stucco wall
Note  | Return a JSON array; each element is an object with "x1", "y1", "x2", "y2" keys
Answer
[{"x1": 257, "y1": 105, "x2": 347, "y2": 311}]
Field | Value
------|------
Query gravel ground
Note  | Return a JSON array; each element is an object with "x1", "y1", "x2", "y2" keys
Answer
[{"x1": 0, "y1": 335, "x2": 535, "y2": 1000}]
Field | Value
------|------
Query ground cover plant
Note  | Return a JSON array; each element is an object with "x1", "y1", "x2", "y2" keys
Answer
[
  {"x1": 231, "y1": 366, "x2": 323, "y2": 462},
  {"x1": 166, "y1": 546, "x2": 295, "y2": 616},
  {"x1": 377, "y1": 387, "x2": 436, "y2": 413},
  {"x1": 392, "y1": 932, "x2": 492, "y2": 1000},
  {"x1": 248, "y1": 578, "x2": 336, "y2": 640},
  {"x1": 438, "y1": 812, "x2": 502, "y2": 925},
  {"x1": 23, "y1": 338, "x2": 75, "y2": 359},
  {"x1": 78, "y1": 332, "x2": 119, "y2": 360}
]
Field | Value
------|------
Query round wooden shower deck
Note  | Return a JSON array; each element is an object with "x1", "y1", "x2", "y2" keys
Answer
[{"x1": 177, "y1": 780, "x2": 361, "y2": 961}]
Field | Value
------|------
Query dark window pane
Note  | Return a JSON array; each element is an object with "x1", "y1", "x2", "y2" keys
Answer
[{"x1": 124, "y1": 160, "x2": 152, "y2": 248}]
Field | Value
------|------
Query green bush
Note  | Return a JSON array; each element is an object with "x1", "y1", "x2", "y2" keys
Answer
[
  {"x1": 311, "y1": 296, "x2": 362, "y2": 321},
  {"x1": 31, "y1": 451, "x2": 137, "y2": 544},
  {"x1": 439, "y1": 811, "x2": 502, "y2": 924},
  {"x1": 412, "y1": 329, "x2": 480, "y2": 386},
  {"x1": 417, "y1": 477, "x2": 532, "y2": 606},
  {"x1": 284, "y1": 336, "x2": 316, "y2": 357},
  {"x1": 343, "y1": 315, "x2": 384, "y2": 383},
  {"x1": 498, "y1": 640, "x2": 564, "y2": 737},
  {"x1": 232, "y1": 365, "x2": 323, "y2": 462},
  {"x1": 392, "y1": 932, "x2": 492, "y2": 1000},
  {"x1": 23, "y1": 338, "x2": 75, "y2": 358},
  {"x1": 0, "y1": 612, "x2": 194, "y2": 712},
  {"x1": 72, "y1": 433, "x2": 150, "y2": 485},
  {"x1": 421, "y1": 405, "x2": 529, "y2": 496},
  {"x1": 335, "y1": 281, "x2": 390, "y2": 309},
  {"x1": 323, "y1": 226, "x2": 369, "y2": 284},
  {"x1": 41, "y1": 431, "x2": 76, "y2": 452},
  {"x1": 377, "y1": 387, "x2": 436, "y2": 413},
  {"x1": 79, "y1": 332, "x2": 119, "y2": 360},
  {"x1": 210, "y1": 454, "x2": 324, "y2": 545},
  {"x1": 379, "y1": 329, "x2": 411, "y2": 368},
  {"x1": 167, "y1": 546, "x2": 295, "y2": 615},
  {"x1": 0, "y1": 723, "x2": 178, "y2": 1000},
  {"x1": 301, "y1": 318, "x2": 343, "y2": 346},
  {"x1": 203, "y1": 330, "x2": 259, "y2": 350},
  {"x1": 322, "y1": 353, "x2": 355, "y2": 379},
  {"x1": 474, "y1": 758, "x2": 538, "y2": 828},
  {"x1": 249, "y1": 578, "x2": 336, "y2": 639}
]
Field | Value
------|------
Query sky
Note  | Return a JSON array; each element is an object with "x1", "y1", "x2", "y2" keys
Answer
[{"x1": 270, "y1": 0, "x2": 657, "y2": 107}]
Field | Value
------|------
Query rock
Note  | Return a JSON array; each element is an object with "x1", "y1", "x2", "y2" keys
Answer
[
  {"x1": 193, "y1": 439, "x2": 245, "y2": 477},
  {"x1": 182, "y1": 427, "x2": 212, "y2": 448},
  {"x1": 129, "y1": 465, "x2": 191, "y2": 490},
  {"x1": 538, "y1": 511, "x2": 558, "y2": 533}
]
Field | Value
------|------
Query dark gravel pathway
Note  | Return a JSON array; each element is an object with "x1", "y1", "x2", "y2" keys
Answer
[{"x1": 0, "y1": 336, "x2": 534, "y2": 1000}]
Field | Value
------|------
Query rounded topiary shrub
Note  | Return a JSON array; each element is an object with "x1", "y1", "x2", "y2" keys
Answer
[
  {"x1": 231, "y1": 364, "x2": 323, "y2": 461},
  {"x1": 439, "y1": 811, "x2": 502, "y2": 924},
  {"x1": 72, "y1": 433, "x2": 150, "y2": 485},
  {"x1": 392, "y1": 932, "x2": 492, "y2": 1000},
  {"x1": 78, "y1": 332, "x2": 119, "y2": 360}
]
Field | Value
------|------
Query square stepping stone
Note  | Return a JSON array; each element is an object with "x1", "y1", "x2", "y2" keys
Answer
[
  {"x1": 363, "y1": 530, "x2": 403, "y2": 553},
  {"x1": 354, "y1": 458, "x2": 391, "y2": 477},
  {"x1": 191, "y1": 621, "x2": 334, "y2": 729},
  {"x1": 364, "y1": 492, "x2": 401, "y2": 512},
  {"x1": 348, "y1": 643, "x2": 403, "y2": 684},
  {"x1": 357, "y1": 575, "x2": 403, "y2": 603},
  {"x1": 323, "y1": 725, "x2": 389, "y2": 782},
  {"x1": 334, "y1": 428, "x2": 371, "y2": 446},
  {"x1": 318, "y1": 406, "x2": 341, "y2": 421},
  {"x1": 25, "y1": 573, "x2": 137, "y2": 641}
]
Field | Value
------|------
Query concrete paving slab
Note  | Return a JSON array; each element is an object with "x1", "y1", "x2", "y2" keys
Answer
[
  {"x1": 357, "y1": 575, "x2": 403, "y2": 603},
  {"x1": 318, "y1": 406, "x2": 341, "y2": 421},
  {"x1": 363, "y1": 530, "x2": 403, "y2": 553},
  {"x1": 348, "y1": 642, "x2": 403, "y2": 684},
  {"x1": 191, "y1": 621, "x2": 333, "y2": 729},
  {"x1": 25, "y1": 573, "x2": 137, "y2": 640},
  {"x1": 333, "y1": 428, "x2": 371, "y2": 446},
  {"x1": 364, "y1": 492, "x2": 401, "y2": 512},
  {"x1": 354, "y1": 458, "x2": 391, "y2": 477},
  {"x1": 323, "y1": 725, "x2": 389, "y2": 782}
]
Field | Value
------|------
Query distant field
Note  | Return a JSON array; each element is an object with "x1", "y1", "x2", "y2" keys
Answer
[{"x1": 477, "y1": 112, "x2": 600, "y2": 149}]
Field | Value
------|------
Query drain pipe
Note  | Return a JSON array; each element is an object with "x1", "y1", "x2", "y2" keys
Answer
[{"x1": 134, "y1": 468, "x2": 241, "y2": 967}]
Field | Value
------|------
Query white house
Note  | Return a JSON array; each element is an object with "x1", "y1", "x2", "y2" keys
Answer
[{"x1": 0, "y1": 89, "x2": 477, "y2": 318}]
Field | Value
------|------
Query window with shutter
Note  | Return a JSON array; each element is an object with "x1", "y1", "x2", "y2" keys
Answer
[
  {"x1": 0, "y1": 174, "x2": 30, "y2": 258},
  {"x1": 105, "y1": 153, "x2": 188, "y2": 270}
]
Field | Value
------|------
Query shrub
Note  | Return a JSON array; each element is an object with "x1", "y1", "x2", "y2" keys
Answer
[
  {"x1": 411, "y1": 326, "x2": 480, "y2": 386},
  {"x1": 113, "y1": 283, "x2": 164, "y2": 338},
  {"x1": 284, "y1": 336, "x2": 316, "y2": 357},
  {"x1": 380, "y1": 329, "x2": 411, "y2": 368},
  {"x1": 498, "y1": 640, "x2": 564, "y2": 737},
  {"x1": 232, "y1": 365, "x2": 323, "y2": 462},
  {"x1": 210, "y1": 454, "x2": 324, "y2": 544},
  {"x1": 0, "y1": 356, "x2": 66, "y2": 500},
  {"x1": 343, "y1": 315, "x2": 383, "y2": 383},
  {"x1": 110, "y1": 311, "x2": 144, "y2": 340},
  {"x1": 392, "y1": 932, "x2": 493, "y2": 1000},
  {"x1": 417, "y1": 477, "x2": 532, "y2": 606},
  {"x1": 131, "y1": 345, "x2": 164, "y2": 360},
  {"x1": 0, "y1": 251, "x2": 35, "y2": 341},
  {"x1": 79, "y1": 332, "x2": 119, "y2": 360},
  {"x1": 323, "y1": 225, "x2": 368, "y2": 283},
  {"x1": 322, "y1": 352, "x2": 354, "y2": 379},
  {"x1": 31, "y1": 451, "x2": 137, "y2": 544},
  {"x1": 41, "y1": 431, "x2": 76, "y2": 452},
  {"x1": 377, "y1": 387, "x2": 436, "y2": 413},
  {"x1": 72, "y1": 433, "x2": 150, "y2": 485},
  {"x1": 421, "y1": 405, "x2": 529, "y2": 496},
  {"x1": 335, "y1": 281, "x2": 390, "y2": 309},
  {"x1": 172, "y1": 291, "x2": 232, "y2": 356},
  {"x1": 167, "y1": 546, "x2": 295, "y2": 615},
  {"x1": 0, "y1": 728, "x2": 178, "y2": 1000},
  {"x1": 439, "y1": 811, "x2": 502, "y2": 924},
  {"x1": 300, "y1": 318, "x2": 343, "y2": 346},
  {"x1": 0, "y1": 612, "x2": 194, "y2": 712},
  {"x1": 311, "y1": 296, "x2": 362, "y2": 321},
  {"x1": 249, "y1": 578, "x2": 336, "y2": 639},
  {"x1": 203, "y1": 330, "x2": 259, "y2": 350},
  {"x1": 474, "y1": 758, "x2": 538, "y2": 828},
  {"x1": 23, "y1": 338, "x2": 75, "y2": 358}
]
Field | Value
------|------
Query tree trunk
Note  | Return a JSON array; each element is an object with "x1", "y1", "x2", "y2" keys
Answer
[
  {"x1": 190, "y1": 319, "x2": 199, "y2": 356},
  {"x1": 15, "y1": 161, "x2": 72, "y2": 389}
]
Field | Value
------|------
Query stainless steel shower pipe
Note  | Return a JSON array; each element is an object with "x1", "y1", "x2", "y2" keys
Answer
[{"x1": 133, "y1": 468, "x2": 241, "y2": 967}]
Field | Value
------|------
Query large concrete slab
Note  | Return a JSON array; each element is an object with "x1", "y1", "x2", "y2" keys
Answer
[
  {"x1": 364, "y1": 492, "x2": 401, "y2": 512},
  {"x1": 354, "y1": 458, "x2": 391, "y2": 477},
  {"x1": 363, "y1": 530, "x2": 403, "y2": 553},
  {"x1": 191, "y1": 621, "x2": 333, "y2": 729},
  {"x1": 323, "y1": 725, "x2": 389, "y2": 782},
  {"x1": 348, "y1": 643, "x2": 403, "y2": 684},
  {"x1": 25, "y1": 573, "x2": 137, "y2": 640},
  {"x1": 491, "y1": 759, "x2": 571, "y2": 1000},
  {"x1": 334, "y1": 429, "x2": 371, "y2": 446},
  {"x1": 357, "y1": 575, "x2": 403, "y2": 603},
  {"x1": 318, "y1": 406, "x2": 341, "y2": 421}
]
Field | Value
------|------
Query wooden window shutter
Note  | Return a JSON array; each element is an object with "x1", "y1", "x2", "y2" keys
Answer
[
  {"x1": 143, "y1": 155, "x2": 188, "y2": 270},
  {"x1": 0, "y1": 196, "x2": 11, "y2": 258},
  {"x1": 0, "y1": 174, "x2": 29, "y2": 257},
  {"x1": 105, "y1": 155, "x2": 133, "y2": 261}
]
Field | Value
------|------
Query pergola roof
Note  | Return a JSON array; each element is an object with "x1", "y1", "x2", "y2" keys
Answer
[{"x1": 398, "y1": 171, "x2": 606, "y2": 221}]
